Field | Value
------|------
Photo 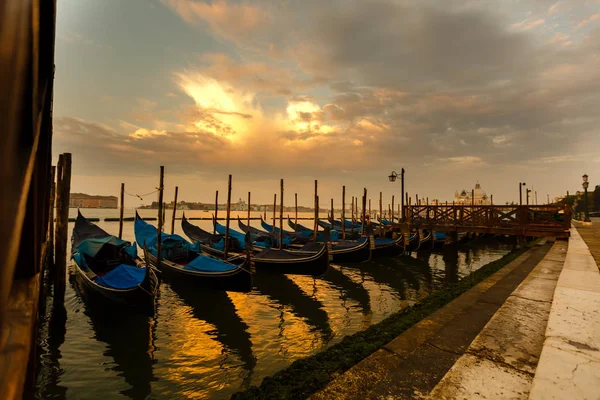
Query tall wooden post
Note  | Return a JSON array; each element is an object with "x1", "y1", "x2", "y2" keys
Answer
[
  {"x1": 118, "y1": 183, "x2": 125, "y2": 239},
  {"x1": 214, "y1": 190, "x2": 219, "y2": 233},
  {"x1": 272, "y1": 194, "x2": 277, "y2": 233},
  {"x1": 471, "y1": 189, "x2": 475, "y2": 206},
  {"x1": 379, "y1": 192, "x2": 383, "y2": 237},
  {"x1": 331, "y1": 198, "x2": 334, "y2": 223},
  {"x1": 342, "y1": 186, "x2": 346, "y2": 240},
  {"x1": 405, "y1": 192, "x2": 409, "y2": 221},
  {"x1": 401, "y1": 168, "x2": 405, "y2": 222},
  {"x1": 294, "y1": 193, "x2": 298, "y2": 232},
  {"x1": 361, "y1": 188, "x2": 367, "y2": 236},
  {"x1": 391, "y1": 195, "x2": 395, "y2": 223},
  {"x1": 279, "y1": 179, "x2": 284, "y2": 250},
  {"x1": 351, "y1": 196, "x2": 355, "y2": 235},
  {"x1": 369, "y1": 199, "x2": 371, "y2": 218},
  {"x1": 247, "y1": 192, "x2": 251, "y2": 228},
  {"x1": 156, "y1": 166, "x2": 164, "y2": 269},
  {"x1": 313, "y1": 180, "x2": 318, "y2": 242},
  {"x1": 491, "y1": 194, "x2": 493, "y2": 205},
  {"x1": 48, "y1": 166, "x2": 56, "y2": 269},
  {"x1": 314, "y1": 195, "x2": 320, "y2": 243},
  {"x1": 171, "y1": 186, "x2": 178, "y2": 234},
  {"x1": 54, "y1": 153, "x2": 72, "y2": 304},
  {"x1": 224, "y1": 175, "x2": 232, "y2": 259},
  {"x1": 264, "y1": 205, "x2": 267, "y2": 220},
  {"x1": 162, "y1": 202, "x2": 166, "y2": 227}
]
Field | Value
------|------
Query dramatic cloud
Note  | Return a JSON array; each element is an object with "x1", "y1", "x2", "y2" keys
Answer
[{"x1": 54, "y1": 0, "x2": 600, "y2": 203}]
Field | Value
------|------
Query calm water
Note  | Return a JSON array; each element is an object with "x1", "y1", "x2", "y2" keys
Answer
[{"x1": 34, "y1": 208, "x2": 513, "y2": 400}]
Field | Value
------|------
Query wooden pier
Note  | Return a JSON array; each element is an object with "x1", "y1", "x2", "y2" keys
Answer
[{"x1": 393, "y1": 205, "x2": 571, "y2": 238}]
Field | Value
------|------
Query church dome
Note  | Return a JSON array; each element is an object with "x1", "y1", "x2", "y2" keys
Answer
[{"x1": 473, "y1": 182, "x2": 486, "y2": 198}]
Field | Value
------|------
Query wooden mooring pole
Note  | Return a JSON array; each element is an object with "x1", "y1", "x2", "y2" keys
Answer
[
  {"x1": 247, "y1": 192, "x2": 251, "y2": 229},
  {"x1": 214, "y1": 190, "x2": 218, "y2": 233},
  {"x1": 224, "y1": 175, "x2": 232, "y2": 259},
  {"x1": 272, "y1": 194, "x2": 277, "y2": 234},
  {"x1": 342, "y1": 186, "x2": 346, "y2": 240},
  {"x1": 331, "y1": 198, "x2": 334, "y2": 224},
  {"x1": 295, "y1": 193, "x2": 298, "y2": 232},
  {"x1": 361, "y1": 188, "x2": 367, "y2": 236},
  {"x1": 156, "y1": 166, "x2": 164, "y2": 268},
  {"x1": 391, "y1": 195, "x2": 395, "y2": 223},
  {"x1": 118, "y1": 183, "x2": 124, "y2": 239},
  {"x1": 170, "y1": 186, "x2": 178, "y2": 234},
  {"x1": 379, "y1": 192, "x2": 383, "y2": 237},
  {"x1": 54, "y1": 153, "x2": 71, "y2": 304},
  {"x1": 48, "y1": 166, "x2": 56, "y2": 270},
  {"x1": 280, "y1": 179, "x2": 284, "y2": 250},
  {"x1": 313, "y1": 180, "x2": 318, "y2": 242}
]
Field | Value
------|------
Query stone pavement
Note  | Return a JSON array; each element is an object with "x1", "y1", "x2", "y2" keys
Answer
[
  {"x1": 310, "y1": 241, "x2": 554, "y2": 400},
  {"x1": 574, "y1": 217, "x2": 600, "y2": 268},
  {"x1": 428, "y1": 239, "x2": 567, "y2": 399},
  {"x1": 529, "y1": 226, "x2": 600, "y2": 399}
]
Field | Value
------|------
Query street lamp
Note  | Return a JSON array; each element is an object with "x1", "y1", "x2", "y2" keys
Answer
[
  {"x1": 583, "y1": 174, "x2": 590, "y2": 222},
  {"x1": 526, "y1": 188, "x2": 532, "y2": 205},
  {"x1": 519, "y1": 182, "x2": 526, "y2": 206},
  {"x1": 389, "y1": 168, "x2": 405, "y2": 221}
]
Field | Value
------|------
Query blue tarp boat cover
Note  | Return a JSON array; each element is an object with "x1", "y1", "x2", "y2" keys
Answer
[
  {"x1": 435, "y1": 232, "x2": 446, "y2": 241},
  {"x1": 183, "y1": 254, "x2": 238, "y2": 273},
  {"x1": 214, "y1": 222, "x2": 248, "y2": 250},
  {"x1": 135, "y1": 218, "x2": 201, "y2": 255},
  {"x1": 95, "y1": 264, "x2": 146, "y2": 289},
  {"x1": 75, "y1": 236, "x2": 137, "y2": 259}
]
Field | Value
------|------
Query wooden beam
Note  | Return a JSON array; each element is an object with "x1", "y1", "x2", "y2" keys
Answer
[
  {"x1": 224, "y1": 175, "x2": 232, "y2": 258},
  {"x1": 170, "y1": 186, "x2": 178, "y2": 234}
]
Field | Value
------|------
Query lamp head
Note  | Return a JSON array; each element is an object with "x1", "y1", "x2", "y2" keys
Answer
[
  {"x1": 583, "y1": 174, "x2": 588, "y2": 183},
  {"x1": 388, "y1": 171, "x2": 397, "y2": 182}
]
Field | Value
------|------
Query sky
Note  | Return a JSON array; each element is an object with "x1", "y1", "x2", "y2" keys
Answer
[{"x1": 53, "y1": 0, "x2": 600, "y2": 207}]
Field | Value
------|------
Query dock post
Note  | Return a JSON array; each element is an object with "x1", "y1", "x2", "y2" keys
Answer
[
  {"x1": 361, "y1": 188, "x2": 367, "y2": 236},
  {"x1": 48, "y1": 166, "x2": 56, "y2": 271},
  {"x1": 224, "y1": 175, "x2": 232, "y2": 258},
  {"x1": 118, "y1": 183, "x2": 124, "y2": 239},
  {"x1": 54, "y1": 153, "x2": 71, "y2": 305},
  {"x1": 331, "y1": 198, "x2": 334, "y2": 224},
  {"x1": 156, "y1": 166, "x2": 164, "y2": 268},
  {"x1": 294, "y1": 193, "x2": 298, "y2": 232},
  {"x1": 313, "y1": 180, "x2": 318, "y2": 242},
  {"x1": 391, "y1": 195, "x2": 395, "y2": 224},
  {"x1": 280, "y1": 179, "x2": 284, "y2": 250},
  {"x1": 214, "y1": 190, "x2": 218, "y2": 233},
  {"x1": 342, "y1": 186, "x2": 346, "y2": 240},
  {"x1": 171, "y1": 186, "x2": 178, "y2": 234},
  {"x1": 379, "y1": 192, "x2": 383, "y2": 237},
  {"x1": 247, "y1": 192, "x2": 251, "y2": 229},
  {"x1": 272, "y1": 194, "x2": 277, "y2": 234}
]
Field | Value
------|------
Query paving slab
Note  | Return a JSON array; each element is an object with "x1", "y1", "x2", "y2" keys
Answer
[{"x1": 428, "y1": 354, "x2": 533, "y2": 400}]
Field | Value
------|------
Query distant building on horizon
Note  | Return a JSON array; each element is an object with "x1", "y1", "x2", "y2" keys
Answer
[
  {"x1": 69, "y1": 193, "x2": 118, "y2": 208},
  {"x1": 453, "y1": 182, "x2": 490, "y2": 205}
]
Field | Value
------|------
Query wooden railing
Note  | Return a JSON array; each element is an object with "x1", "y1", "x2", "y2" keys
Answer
[{"x1": 400, "y1": 205, "x2": 571, "y2": 236}]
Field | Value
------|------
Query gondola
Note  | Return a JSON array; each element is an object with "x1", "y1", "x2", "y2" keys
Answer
[
  {"x1": 135, "y1": 213, "x2": 252, "y2": 292},
  {"x1": 181, "y1": 213, "x2": 243, "y2": 258},
  {"x1": 320, "y1": 219, "x2": 360, "y2": 239},
  {"x1": 236, "y1": 218, "x2": 288, "y2": 248},
  {"x1": 260, "y1": 216, "x2": 313, "y2": 245},
  {"x1": 286, "y1": 217, "x2": 341, "y2": 242},
  {"x1": 71, "y1": 211, "x2": 158, "y2": 314},
  {"x1": 370, "y1": 234, "x2": 405, "y2": 258},
  {"x1": 250, "y1": 227, "x2": 332, "y2": 275}
]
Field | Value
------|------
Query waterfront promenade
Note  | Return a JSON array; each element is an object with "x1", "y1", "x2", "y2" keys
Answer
[{"x1": 312, "y1": 222, "x2": 600, "y2": 399}]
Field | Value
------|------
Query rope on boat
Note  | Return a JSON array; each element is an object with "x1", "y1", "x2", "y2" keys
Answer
[{"x1": 124, "y1": 188, "x2": 159, "y2": 201}]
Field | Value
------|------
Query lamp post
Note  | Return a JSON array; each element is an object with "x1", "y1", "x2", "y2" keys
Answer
[
  {"x1": 583, "y1": 174, "x2": 590, "y2": 222},
  {"x1": 519, "y1": 182, "x2": 526, "y2": 206},
  {"x1": 389, "y1": 168, "x2": 405, "y2": 221},
  {"x1": 526, "y1": 188, "x2": 531, "y2": 205}
]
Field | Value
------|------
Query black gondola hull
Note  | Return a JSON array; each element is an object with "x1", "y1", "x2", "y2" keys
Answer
[
  {"x1": 253, "y1": 246, "x2": 329, "y2": 276},
  {"x1": 145, "y1": 252, "x2": 253, "y2": 292},
  {"x1": 73, "y1": 262, "x2": 158, "y2": 315}
]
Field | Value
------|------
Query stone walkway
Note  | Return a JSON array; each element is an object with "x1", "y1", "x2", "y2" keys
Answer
[
  {"x1": 428, "y1": 240, "x2": 566, "y2": 399},
  {"x1": 310, "y1": 241, "x2": 554, "y2": 400},
  {"x1": 574, "y1": 218, "x2": 600, "y2": 268},
  {"x1": 529, "y1": 226, "x2": 600, "y2": 399}
]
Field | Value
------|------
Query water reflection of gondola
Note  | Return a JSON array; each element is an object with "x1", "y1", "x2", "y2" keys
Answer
[
  {"x1": 71, "y1": 271, "x2": 156, "y2": 399},
  {"x1": 254, "y1": 272, "x2": 333, "y2": 341},
  {"x1": 168, "y1": 282, "x2": 256, "y2": 374},
  {"x1": 442, "y1": 244, "x2": 459, "y2": 284},
  {"x1": 350, "y1": 260, "x2": 408, "y2": 300},
  {"x1": 320, "y1": 265, "x2": 371, "y2": 315}
]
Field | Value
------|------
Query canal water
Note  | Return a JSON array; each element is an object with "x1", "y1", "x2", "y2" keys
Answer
[{"x1": 34, "y1": 209, "x2": 513, "y2": 399}]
